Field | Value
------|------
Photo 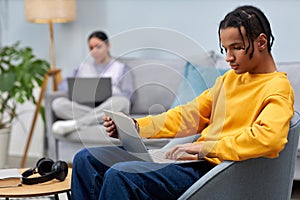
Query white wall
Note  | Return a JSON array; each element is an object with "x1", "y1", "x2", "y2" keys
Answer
[{"x1": 1, "y1": 0, "x2": 300, "y2": 158}]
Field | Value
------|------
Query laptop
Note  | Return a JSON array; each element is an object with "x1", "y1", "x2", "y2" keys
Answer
[
  {"x1": 104, "y1": 110, "x2": 201, "y2": 164},
  {"x1": 67, "y1": 77, "x2": 112, "y2": 107}
]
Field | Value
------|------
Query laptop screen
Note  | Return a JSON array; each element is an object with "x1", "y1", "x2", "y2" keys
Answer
[{"x1": 67, "y1": 77, "x2": 112, "y2": 107}]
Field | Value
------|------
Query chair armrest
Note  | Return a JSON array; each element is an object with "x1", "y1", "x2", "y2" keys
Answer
[
  {"x1": 291, "y1": 110, "x2": 300, "y2": 128},
  {"x1": 178, "y1": 161, "x2": 234, "y2": 200}
]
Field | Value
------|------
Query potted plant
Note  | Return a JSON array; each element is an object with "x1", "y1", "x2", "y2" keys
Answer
[{"x1": 0, "y1": 42, "x2": 49, "y2": 167}]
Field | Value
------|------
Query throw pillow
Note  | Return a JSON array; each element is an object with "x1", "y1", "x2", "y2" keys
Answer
[{"x1": 170, "y1": 62, "x2": 228, "y2": 108}]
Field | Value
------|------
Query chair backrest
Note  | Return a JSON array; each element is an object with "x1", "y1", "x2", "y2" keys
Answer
[{"x1": 179, "y1": 111, "x2": 300, "y2": 200}]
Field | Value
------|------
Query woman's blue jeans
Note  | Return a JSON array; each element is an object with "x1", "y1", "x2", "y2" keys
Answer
[{"x1": 71, "y1": 146, "x2": 213, "y2": 200}]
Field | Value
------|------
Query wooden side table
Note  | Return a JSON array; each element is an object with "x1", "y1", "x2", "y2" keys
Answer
[{"x1": 0, "y1": 168, "x2": 72, "y2": 200}]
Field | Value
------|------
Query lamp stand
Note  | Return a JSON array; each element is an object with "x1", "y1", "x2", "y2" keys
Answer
[
  {"x1": 21, "y1": 22, "x2": 61, "y2": 167},
  {"x1": 49, "y1": 21, "x2": 60, "y2": 90}
]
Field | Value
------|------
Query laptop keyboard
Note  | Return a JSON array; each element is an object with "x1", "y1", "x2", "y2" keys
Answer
[{"x1": 148, "y1": 149, "x2": 200, "y2": 163}]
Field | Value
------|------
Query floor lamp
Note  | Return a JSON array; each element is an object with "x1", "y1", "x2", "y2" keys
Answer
[{"x1": 21, "y1": 0, "x2": 76, "y2": 167}]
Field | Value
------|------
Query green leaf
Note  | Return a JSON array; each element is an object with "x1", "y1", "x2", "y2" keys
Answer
[{"x1": 0, "y1": 71, "x2": 16, "y2": 91}]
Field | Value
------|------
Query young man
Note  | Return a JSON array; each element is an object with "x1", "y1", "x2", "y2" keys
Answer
[{"x1": 71, "y1": 5, "x2": 294, "y2": 200}]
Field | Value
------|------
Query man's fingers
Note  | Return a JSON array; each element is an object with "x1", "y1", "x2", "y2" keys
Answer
[
  {"x1": 165, "y1": 144, "x2": 197, "y2": 160},
  {"x1": 105, "y1": 123, "x2": 115, "y2": 132},
  {"x1": 102, "y1": 116, "x2": 110, "y2": 121}
]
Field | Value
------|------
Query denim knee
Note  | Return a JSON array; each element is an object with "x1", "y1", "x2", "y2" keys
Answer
[{"x1": 73, "y1": 148, "x2": 89, "y2": 164}]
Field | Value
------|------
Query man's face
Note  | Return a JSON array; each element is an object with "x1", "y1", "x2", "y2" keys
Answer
[{"x1": 220, "y1": 27, "x2": 258, "y2": 74}]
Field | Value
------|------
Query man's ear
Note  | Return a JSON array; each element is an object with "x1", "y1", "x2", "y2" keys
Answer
[{"x1": 257, "y1": 33, "x2": 267, "y2": 51}]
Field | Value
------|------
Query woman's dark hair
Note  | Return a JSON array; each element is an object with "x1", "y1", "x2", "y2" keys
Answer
[
  {"x1": 218, "y1": 5, "x2": 275, "y2": 59},
  {"x1": 88, "y1": 31, "x2": 109, "y2": 44}
]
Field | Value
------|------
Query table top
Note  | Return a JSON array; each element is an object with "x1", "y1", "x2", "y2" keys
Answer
[{"x1": 0, "y1": 168, "x2": 71, "y2": 198}]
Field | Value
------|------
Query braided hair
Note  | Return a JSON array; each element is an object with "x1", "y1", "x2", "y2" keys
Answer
[{"x1": 218, "y1": 5, "x2": 275, "y2": 59}]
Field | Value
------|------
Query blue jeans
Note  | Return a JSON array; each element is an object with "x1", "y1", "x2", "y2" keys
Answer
[{"x1": 71, "y1": 146, "x2": 213, "y2": 200}]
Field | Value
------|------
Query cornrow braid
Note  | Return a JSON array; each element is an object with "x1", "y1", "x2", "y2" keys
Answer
[{"x1": 218, "y1": 5, "x2": 275, "y2": 59}]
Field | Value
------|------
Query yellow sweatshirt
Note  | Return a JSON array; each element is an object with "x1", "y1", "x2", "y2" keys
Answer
[{"x1": 137, "y1": 70, "x2": 294, "y2": 165}]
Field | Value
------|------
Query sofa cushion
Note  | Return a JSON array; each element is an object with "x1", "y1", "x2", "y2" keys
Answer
[
  {"x1": 277, "y1": 62, "x2": 300, "y2": 113},
  {"x1": 122, "y1": 58, "x2": 186, "y2": 115}
]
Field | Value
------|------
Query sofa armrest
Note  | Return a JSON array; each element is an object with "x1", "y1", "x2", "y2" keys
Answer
[
  {"x1": 44, "y1": 91, "x2": 68, "y2": 159},
  {"x1": 45, "y1": 90, "x2": 68, "y2": 103},
  {"x1": 44, "y1": 90, "x2": 68, "y2": 124}
]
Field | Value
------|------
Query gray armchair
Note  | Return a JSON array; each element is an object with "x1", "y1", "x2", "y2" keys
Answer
[{"x1": 178, "y1": 111, "x2": 300, "y2": 200}]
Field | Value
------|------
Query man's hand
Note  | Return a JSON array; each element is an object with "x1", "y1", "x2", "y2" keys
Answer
[
  {"x1": 102, "y1": 116, "x2": 118, "y2": 138},
  {"x1": 165, "y1": 142, "x2": 204, "y2": 160}
]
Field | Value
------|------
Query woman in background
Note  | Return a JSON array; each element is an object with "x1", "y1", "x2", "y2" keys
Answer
[{"x1": 52, "y1": 31, "x2": 134, "y2": 136}]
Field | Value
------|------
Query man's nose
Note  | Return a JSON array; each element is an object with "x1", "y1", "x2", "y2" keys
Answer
[{"x1": 225, "y1": 51, "x2": 234, "y2": 62}]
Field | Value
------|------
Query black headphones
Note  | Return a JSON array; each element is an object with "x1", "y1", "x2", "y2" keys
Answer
[{"x1": 22, "y1": 157, "x2": 68, "y2": 185}]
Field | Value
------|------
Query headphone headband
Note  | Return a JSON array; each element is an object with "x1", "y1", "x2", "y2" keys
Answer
[{"x1": 22, "y1": 158, "x2": 68, "y2": 185}]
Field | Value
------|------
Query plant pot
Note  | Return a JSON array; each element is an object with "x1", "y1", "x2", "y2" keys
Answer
[{"x1": 0, "y1": 128, "x2": 10, "y2": 168}]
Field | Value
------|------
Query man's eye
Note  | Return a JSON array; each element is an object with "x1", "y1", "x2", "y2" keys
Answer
[{"x1": 234, "y1": 46, "x2": 244, "y2": 50}]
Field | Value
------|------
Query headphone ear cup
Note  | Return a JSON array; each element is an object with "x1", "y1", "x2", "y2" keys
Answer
[
  {"x1": 37, "y1": 158, "x2": 54, "y2": 175},
  {"x1": 52, "y1": 161, "x2": 68, "y2": 181}
]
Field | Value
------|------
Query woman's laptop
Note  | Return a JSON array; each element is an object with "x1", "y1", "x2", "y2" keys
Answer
[
  {"x1": 104, "y1": 110, "x2": 201, "y2": 164},
  {"x1": 67, "y1": 77, "x2": 112, "y2": 107}
]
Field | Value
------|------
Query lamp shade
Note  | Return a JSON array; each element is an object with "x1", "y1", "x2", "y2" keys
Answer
[{"x1": 25, "y1": 0, "x2": 76, "y2": 23}]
